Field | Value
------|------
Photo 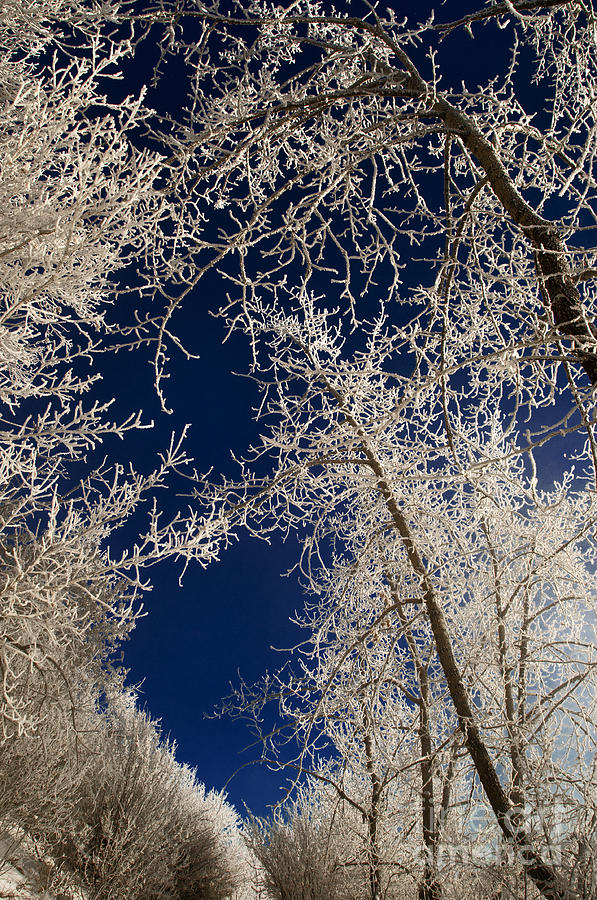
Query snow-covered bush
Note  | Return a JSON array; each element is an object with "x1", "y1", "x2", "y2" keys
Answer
[{"x1": 35, "y1": 698, "x2": 243, "y2": 900}]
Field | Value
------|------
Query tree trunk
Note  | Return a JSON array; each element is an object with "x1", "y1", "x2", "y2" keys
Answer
[
  {"x1": 363, "y1": 716, "x2": 383, "y2": 900},
  {"x1": 371, "y1": 453, "x2": 572, "y2": 900},
  {"x1": 418, "y1": 666, "x2": 443, "y2": 900},
  {"x1": 385, "y1": 572, "x2": 443, "y2": 900}
]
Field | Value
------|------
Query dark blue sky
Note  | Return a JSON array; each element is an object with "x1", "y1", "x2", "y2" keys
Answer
[
  {"x1": 99, "y1": 285, "x2": 309, "y2": 814},
  {"x1": 100, "y1": 0, "x2": 541, "y2": 817}
]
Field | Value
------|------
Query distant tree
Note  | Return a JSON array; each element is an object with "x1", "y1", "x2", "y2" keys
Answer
[
  {"x1": 224, "y1": 554, "x2": 453, "y2": 900},
  {"x1": 246, "y1": 784, "x2": 356, "y2": 900}
]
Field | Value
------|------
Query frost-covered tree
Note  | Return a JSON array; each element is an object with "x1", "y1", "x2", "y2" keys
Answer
[
  {"x1": 200, "y1": 286, "x2": 597, "y2": 899},
  {"x1": 246, "y1": 781, "x2": 359, "y2": 900},
  {"x1": 38, "y1": 697, "x2": 244, "y2": 900},
  {"x1": 2, "y1": 2, "x2": 597, "y2": 899},
  {"x1": 0, "y1": 6, "x2": 249, "y2": 896},
  {"x1": 223, "y1": 400, "x2": 597, "y2": 898},
  {"x1": 138, "y1": 3, "x2": 597, "y2": 897},
  {"x1": 0, "y1": 0, "x2": 216, "y2": 744}
]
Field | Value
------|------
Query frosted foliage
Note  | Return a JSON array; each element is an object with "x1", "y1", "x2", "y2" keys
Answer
[
  {"x1": 0, "y1": 697, "x2": 248, "y2": 899},
  {"x1": 1, "y1": 1, "x2": 597, "y2": 898},
  {"x1": 175, "y1": 4, "x2": 597, "y2": 898},
  {"x1": 157, "y1": 0, "x2": 597, "y2": 440},
  {"x1": 0, "y1": 52, "x2": 162, "y2": 404},
  {"x1": 215, "y1": 301, "x2": 597, "y2": 897},
  {"x1": 0, "y1": 5, "x2": 213, "y2": 744}
]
